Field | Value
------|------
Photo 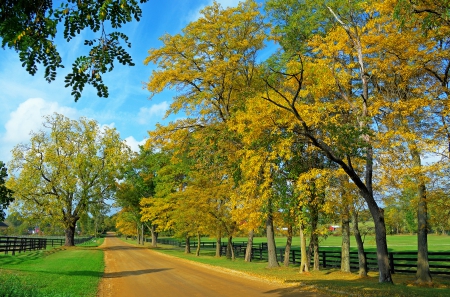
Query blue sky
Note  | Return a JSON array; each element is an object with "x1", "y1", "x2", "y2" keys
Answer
[{"x1": 0, "y1": 0, "x2": 253, "y2": 163}]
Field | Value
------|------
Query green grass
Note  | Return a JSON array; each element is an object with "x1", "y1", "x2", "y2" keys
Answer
[
  {"x1": 0, "y1": 237, "x2": 104, "y2": 297},
  {"x1": 164, "y1": 233, "x2": 450, "y2": 252}
]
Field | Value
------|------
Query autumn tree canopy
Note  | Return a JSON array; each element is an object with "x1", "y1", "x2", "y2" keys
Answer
[{"x1": 7, "y1": 113, "x2": 130, "y2": 245}]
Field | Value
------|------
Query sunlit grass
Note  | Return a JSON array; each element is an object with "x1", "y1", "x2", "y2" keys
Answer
[{"x1": 0, "y1": 237, "x2": 104, "y2": 297}]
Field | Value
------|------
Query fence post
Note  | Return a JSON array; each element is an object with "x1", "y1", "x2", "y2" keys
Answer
[
  {"x1": 292, "y1": 250, "x2": 296, "y2": 264},
  {"x1": 322, "y1": 251, "x2": 327, "y2": 268},
  {"x1": 279, "y1": 249, "x2": 284, "y2": 263}
]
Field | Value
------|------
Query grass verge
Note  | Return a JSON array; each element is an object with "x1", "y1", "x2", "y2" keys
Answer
[
  {"x1": 119, "y1": 237, "x2": 450, "y2": 297},
  {"x1": 0, "y1": 237, "x2": 104, "y2": 297}
]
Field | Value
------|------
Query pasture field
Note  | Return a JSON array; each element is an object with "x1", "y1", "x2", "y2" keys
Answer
[
  {"x1": 0, "y1": 238, "x2": 104, "y2": 297},
  {"x1": 188, "y1": 234, "x2": 450, "y2": 252}
]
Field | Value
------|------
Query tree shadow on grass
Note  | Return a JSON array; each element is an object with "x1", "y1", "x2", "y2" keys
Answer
[
  {"x1": 264, "y1": 286, "x2": 329, "y2": 297},
  {"x1": 264, "y1": 277, "x2": 450, "y2": 297}
]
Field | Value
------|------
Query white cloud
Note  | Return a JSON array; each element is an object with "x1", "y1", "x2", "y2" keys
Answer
[
  {"x1": 137, "y1": 101, "x2": 169, "y2": 124},
  {"x1": 124, "y1": 136, "x2": 147, "y2": 152},
  {"x1": 186, "y1": 0, "x2": 242, "y2": 23},
  {"x1": 3, "y1": 98, "x2": 77, "y2": 144},
  {"x1": 1, "y1": 98, "x2": 78, "y2": 164}
]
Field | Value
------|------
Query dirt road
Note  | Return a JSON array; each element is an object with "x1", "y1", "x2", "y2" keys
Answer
[{"x1": 97, "y1": 234, "x2": 327, "y2": 297}]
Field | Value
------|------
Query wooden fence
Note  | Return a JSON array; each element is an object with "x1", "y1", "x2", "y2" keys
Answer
[
  {"x1": 151, "y1": 238, "x2": 450, "y2": 275},
  {"x1": 0, "y1": 236, "x2": 94, "y2": 255}
]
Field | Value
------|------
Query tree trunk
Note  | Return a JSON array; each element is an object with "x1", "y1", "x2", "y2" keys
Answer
[
  {"x1": 353, "y1": 209, "x2": 368, "y2": 277},
  {"x1": 136, "y1": 225, "x2": 140, "y2": 245},
  {"x1": 284, "y1": 225, "x2": 293, "y2": 267},
  {"x1": 308, "y1": 203, "x2": 319, "y2": 270},
  {"x1": 341, "y1": 204, "x2": 351, "y2": 272},
  {"x1": 64, "y1": 224, "x2": 76, "y2": 246},
  {"x1": 195, "y1": 232, "x2": 201, "y2": 256},
  {"x1": 411, "y1": 149, "x2": 432, "y2": 284},
  {"x1": 266, "y1": 199, "x2": 279, "y2": 268},
  {"x1": 215, "y1": 231, "x2": 222, "y2": 257},
  {"x1": 151, "y1": 225, "x2": 158, "y2": 248},
  {"x1": 185, "y1": 235, "x2": 191, "y2": 254},
  {"x1": 245, "y1": 229, "x2": 254, "y2": 262},
  {"x1": 368, "y1": 205, "x2": 392, "y2": 283},
  {"x1": 141, "y1": 223, "x2": 144, "y2": 245},
  {"x1": 299, "y1": 221, "x2": 309, "y2": 273},
  {"x1": 226, "y1": 236, "x2": 234, "y2": 260}
]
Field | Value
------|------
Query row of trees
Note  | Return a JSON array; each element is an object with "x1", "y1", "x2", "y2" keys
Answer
[{"x1": 115, "y1": 0, "x2": 450, "y2": 285}]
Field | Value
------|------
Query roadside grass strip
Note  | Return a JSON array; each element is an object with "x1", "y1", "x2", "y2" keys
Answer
[{"x1": 0, "y1": 238, "x2": 104, "y2": 297}]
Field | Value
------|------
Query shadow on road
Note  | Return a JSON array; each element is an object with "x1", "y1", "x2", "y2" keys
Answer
[{"x1": 104, "y1": 268, "x2": 172, "y2": 278}]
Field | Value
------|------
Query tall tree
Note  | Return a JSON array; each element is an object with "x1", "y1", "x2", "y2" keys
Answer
[
  {"x1": 0, "y1": 0, "x2": 148, "y2": 101},
  {"x1": 116, "y1": 147, "x2": 157, "y2": 245},
  {"x1": 144, "y1": 0, "x2": 268, "y2": 258},
  {"x1": 264, "y1": 0, "x2": 394, "y2": 283},
  {"x1": 7, "y1": 113, "x2": 130, "y2": 245}
]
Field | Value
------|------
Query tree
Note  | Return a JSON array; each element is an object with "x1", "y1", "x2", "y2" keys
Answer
[
  {"x1": 7, "y1": 113, "x2": 130, "y2": 246},
  {"x1": 263, "y1": 0, "x2": 394, "y2": 283},
  {"x1": 116, "y1": 147, "x2": 157, "y2": 245},
  {"x1": 144, "y1": 0, "x2": 268, "y2": 258},
  {"x1": 0, "y1": 161, "x2": 14, "y2": 221},
  {"x1": 0, "y1": 0, "x2": 148, "y2": 101}
]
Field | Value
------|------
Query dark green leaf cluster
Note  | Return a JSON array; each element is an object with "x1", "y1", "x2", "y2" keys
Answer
[
  {"x1": 0, "y1": 0, "x2": 148, "y2": 101},
  {"x1": 65, "y1": 32, "x2": 134, "y2": 100},
  {"x1": 0, "y1": 161, "x2": 14, "y2": 221}
]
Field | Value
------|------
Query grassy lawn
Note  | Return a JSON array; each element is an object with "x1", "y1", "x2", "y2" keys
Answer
[
  {"x1": 0, "y1": 238, "x2": 104, "y2": 297},
  {"x1": 127, "y1": 235, "x2": 450, "y2": 297}
]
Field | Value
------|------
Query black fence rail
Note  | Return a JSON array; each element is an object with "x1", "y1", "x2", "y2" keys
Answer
[
  {"x1": 0, "y1": 237, "x2": 47, "y2": 255},
  {"x1": 0, "y1": 236, "x2": 94, "y2": 255},
  {"x1": 151, "y1": 238, "x2": 450, "y2": 275}
]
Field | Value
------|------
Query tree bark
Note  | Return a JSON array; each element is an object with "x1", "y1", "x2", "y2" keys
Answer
[
  {"x1": 299, "y1": 221, "x2": 309, "y2": 273},
  {"x1": 341, "y1": 204, "x2": 351, "y2": 272},
  {"x1": 245, "y1": 229, "x2": 254, "y2": 262},
  {"x1": 151, "y1": 224, "x2": 158, "y2": 248},
  {"x1": 136, "y1": 225, "x2": 140, "y2": 245},
  {"x1": 284, "y1": 225, "x2": 293, "y2": 267},
  {"x1": 307, "y1": 202, "x2": 319, "y2": 270},
  {"x1": 353, "y1": 209, "x2": 368, "y2": 277},
  {"x1": 411, "y1": 149, "x2": 432, "y2": 283},
  {"x1": 195, "y1": 232, "x2": 201, "y2": 256},
  {"x1": 185, "y1": 235, "x2": 191, "y2": 254},
  {"x1": 215, "y1": 231, "x2": 222, "y2": 257},
  {"x1": 266, "y1": 198, "x2": 279, "y2": 268},
  {"x1": 64, "y1": 224, "x2": 76, "y2": 246},
  {"x1": 226, "y1": 236, "x2": 234, "y2": 260}
]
